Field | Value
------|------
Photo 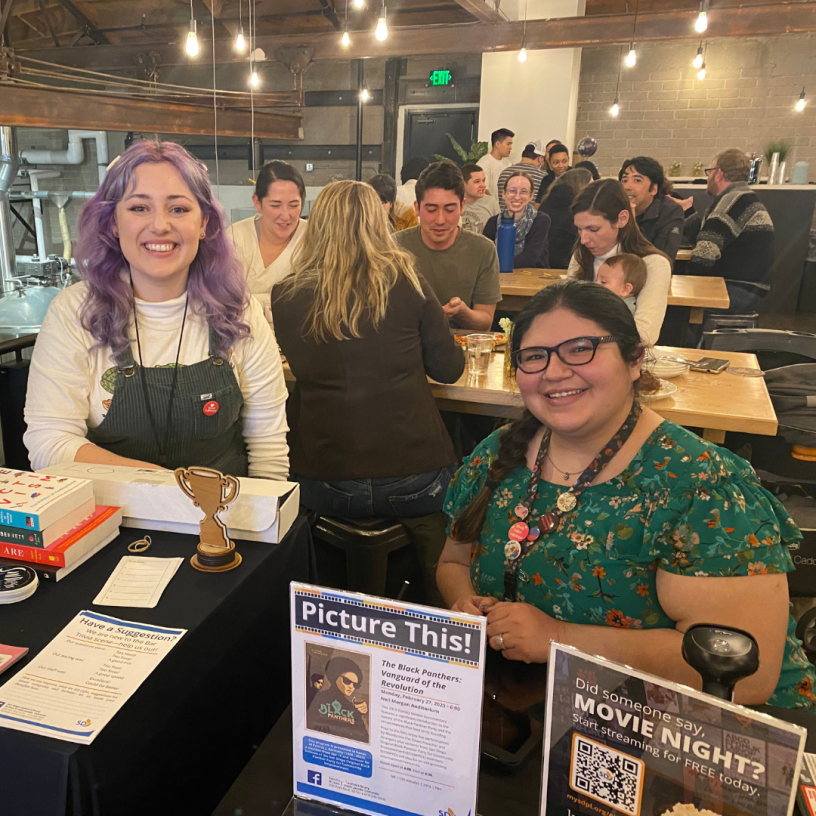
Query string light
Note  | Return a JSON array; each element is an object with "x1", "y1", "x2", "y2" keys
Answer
[
  {"x1": 352, "y1": 0, "x2": 364, "y2": 7},
  {"x1": 185, "y1": 0, "x2": 199, "y2": 57},
  {"x1": 341, "y1": 0, "x2": 350, "y2": 46},
  {"x1": 375, "y1": 5, "x2": 388, "y2": 41},
  {"x1": 518, "y1": 48, "x2": 527, "y2": 63},
  {"x1": 695, "y1": 1, "x2": 708, "y2": 33},
  {"x1": 697, "y1": 64, "x2": 706, "y2": 81},
  {"x1": 693, "y1": 43, "x2": 704, "y2": 70},
  {"x1": 625, "y1": 42, "x2": 636, "y2": 68},
  {"x1": 250, "y1": 69, "x2": 259, "y2": 87},
  {"x1": 235, "y1": 27, "x2": 246, "y2": 51},
  {"x1": 610, "y1": 98, "x2": 620, "y2": 117},
  {"x1": 518, "y1": 0, "x2": 527, "y2": 63},
  {"x1": 796, "y1": 88, "x2": 807, "y2": 112},
  {"x1": 360, "y1": 85, "x2": 370, "y2": 101},
  {"x1": 610, "y1": 43, "x2": 622, "y2": 117}
]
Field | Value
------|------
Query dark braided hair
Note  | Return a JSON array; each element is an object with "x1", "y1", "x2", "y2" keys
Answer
[{"x1": 451, "y1": 279, "x2": 644, "y2": 543}]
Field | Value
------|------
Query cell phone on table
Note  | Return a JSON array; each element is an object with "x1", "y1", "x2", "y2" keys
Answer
[{"x1": 689, "y1": 357, "x2": 730, "y2": 374}]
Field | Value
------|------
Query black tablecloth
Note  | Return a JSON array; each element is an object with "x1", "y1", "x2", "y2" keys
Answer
[{"x1": 0, "y1": 518, "x2": 316, "y2": 816}]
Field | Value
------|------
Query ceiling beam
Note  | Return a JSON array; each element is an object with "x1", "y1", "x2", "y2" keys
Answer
[
  {"x1": 52, "y1": 0, "x2": 108, "y2": 44},
  {"x1": 450, "y1": 0, "x2": 503, "y2": 23},
  {"x1": 0, "y1": 0, "x2": 17, "y2": 36},
  {"x1": 0, "y1": 83, "x2": 303, "y2": 138},
  {"x1": 35, "y1": 0, "x2": 59, "y2": 47},
  {"x1": 15, "y1": 3, "x2": 816, "y2": 68}
]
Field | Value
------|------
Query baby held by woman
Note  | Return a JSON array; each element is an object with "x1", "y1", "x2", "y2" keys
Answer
[{"x1": 596, "y1": 253, "x2": 648, "y2": 313}]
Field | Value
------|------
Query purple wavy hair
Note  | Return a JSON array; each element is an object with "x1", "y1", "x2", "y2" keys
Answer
[{"x1": 76, "y1": 140, "x2": 250, "y2": 359}]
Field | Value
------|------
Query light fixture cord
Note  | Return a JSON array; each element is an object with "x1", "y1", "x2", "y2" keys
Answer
[
  {"x1": 211, "y1": 0, "x2": 220, "y2": 191},
  {"x1": 615, "y1": 44, "x2": 623, "y2": 99},
  {"x1": 250, "y1": 0, "x2": 256, "y2": 179},
  {"x1": 523, "y1": 0, "x2": 527, "y2": 47}
]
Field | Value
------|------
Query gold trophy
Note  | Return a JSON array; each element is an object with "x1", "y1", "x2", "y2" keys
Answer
[{"x1": 174, "y1": 466, "x2": 242, "y2": 573}]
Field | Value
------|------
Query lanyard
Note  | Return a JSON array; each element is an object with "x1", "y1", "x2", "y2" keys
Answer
[
  {"x1": 132, "y1": 293, "x2": 189, "y2": 467},
  {"x1": 502, "y1": 403, "x2": 641, "y2": 602}
]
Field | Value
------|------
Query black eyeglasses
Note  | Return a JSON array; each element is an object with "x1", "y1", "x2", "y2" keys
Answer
[
  {"x1": 338, "y1": 675, "x2": 360, "y2": 689},
  {"x1": 704, "y1": 166, "x2": 719, "y2": 177},
  {"x1": 512, "y1": 336, "x2": 617, "y2": 374}
]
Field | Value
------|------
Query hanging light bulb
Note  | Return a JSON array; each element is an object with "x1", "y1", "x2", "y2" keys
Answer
[
  {"x1": 341, "y1": 28, "x2": 350, "y2": 47},
  {"x1": 795, "y1": 87, "x2": 807, "y2": 112},
  {"x1": 697, "y1": 64, "x2": 707, "y2": 81},
  {"x1": 361, "y1": 87, "x2": 370, "y2": 101},
  {"x1": 695, "y1": 2, "x2": 708, "y2": 33},
  {"x1": 235, "y1": 25, "x2": 246, "y2": 52},
  {"x1": 375, "y1": 11, "x2": 388, "y2": 41},
  {"x1": 518, "y1": 47, "x2": 528, "y2": 63},
  {"x1": 250, "y1": 68, "x2": 259, "y2": 88},
  {"x1": 353, "y1": 0, "x2": 364, "y2": 6},
  {"x1": 693, "y1": 44, "x2": 704, "y2": 70},
  {"x1": 625, "y1": 43, "x2": 636, "y2": 68},
  {"x1": 610, "y1": 98, "x2": 620, "y2": 117},
  {"x1": 185, "y1": 18, "x2": 199, "y2": 56}
]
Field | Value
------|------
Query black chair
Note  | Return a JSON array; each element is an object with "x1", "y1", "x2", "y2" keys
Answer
[
  {"x1": 700, "y1": 312, "x2": 759, "y2": 336},
  {"x1": 702, "y1": 328, "x2": 816, "y2": 369},
  {"x1": 312, "y1": 516, "x2": 412, "y2": 597},
  {"x1": 0, "y1": 334, "x2": 36, "y2": 470}
]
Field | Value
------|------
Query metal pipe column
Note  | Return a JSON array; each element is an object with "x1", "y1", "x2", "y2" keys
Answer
[{"x1": 0, "y1": 126, "x2": 19, "y2": 295}]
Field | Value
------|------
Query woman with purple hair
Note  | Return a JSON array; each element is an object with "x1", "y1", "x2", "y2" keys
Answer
[{"x1": 24, "y1": 140, "x2": 289, "y2": 479}]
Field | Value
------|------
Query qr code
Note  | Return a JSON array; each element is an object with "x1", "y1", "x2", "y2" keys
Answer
[{"x1": 569, "y1": 734, "x2": 644, "y2": 816}]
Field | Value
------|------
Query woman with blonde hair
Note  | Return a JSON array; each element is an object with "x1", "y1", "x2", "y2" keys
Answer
[{"x1": 271, "y1": 180, "x2": 464, "y2": 602}]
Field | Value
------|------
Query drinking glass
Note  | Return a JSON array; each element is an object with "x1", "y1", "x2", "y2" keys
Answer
[{"x1": 466, "y1": 334, "x2": 494, "y2": 376}]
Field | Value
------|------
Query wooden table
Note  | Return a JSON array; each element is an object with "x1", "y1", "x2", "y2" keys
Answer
[
  {"x1": 676, "y1": 247, "x2": 693, "y2": 262},
  {"x1": 500, "y1": 270, "x2": 729, "y2": 326},
  {"x1": 429, "y1": 345, "x2": 777, "y2": 444}
]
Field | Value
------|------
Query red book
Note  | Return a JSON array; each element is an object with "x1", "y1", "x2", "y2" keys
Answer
[{"x1": 0, "y1": 506, "x2": 122, "y2": 568}]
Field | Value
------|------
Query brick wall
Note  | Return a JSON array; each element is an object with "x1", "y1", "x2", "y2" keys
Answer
[{"x1": 576, "y1": 34, "x2": 816, "y2": 181}]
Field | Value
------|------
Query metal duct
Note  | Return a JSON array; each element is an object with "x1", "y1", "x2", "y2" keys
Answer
[{"x1": 0, "y1": 126, "x2": 20, "y2": 295}]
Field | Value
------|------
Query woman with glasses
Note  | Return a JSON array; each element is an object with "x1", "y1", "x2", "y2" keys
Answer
[
  {"x1": 482, "y1": 171, "x2": 551, "y2": 269},
  {"x1": 567, "y1": 178, "x2": 671, "y2": 346},
  {"x1": 438, "y1": 280, "x2": 815, "y2": 710}
]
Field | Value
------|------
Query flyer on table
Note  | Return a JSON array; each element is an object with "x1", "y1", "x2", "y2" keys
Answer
[
  {"x1": 542, "y1": 642, "x2": 806, "y2": 816},
  {"x1": 0, "y1": 610, "x2": 185, "y2": 745},
  {"x1": 290, "y1": 582, "x2": 487, "y2": 816}
]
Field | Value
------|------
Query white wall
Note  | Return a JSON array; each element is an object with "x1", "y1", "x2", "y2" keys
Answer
[{"x1": 479, "y1": 0, "x2": 585, "y2": 158}]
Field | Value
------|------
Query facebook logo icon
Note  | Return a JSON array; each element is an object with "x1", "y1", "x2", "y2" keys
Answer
[{"x1": 308, "y1": 771, "x2": 322, "y2": 786}]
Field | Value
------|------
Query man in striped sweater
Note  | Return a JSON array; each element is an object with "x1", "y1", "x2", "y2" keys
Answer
[{"x1": 687, "y1": 148, "x2": 775, "y2": 315}]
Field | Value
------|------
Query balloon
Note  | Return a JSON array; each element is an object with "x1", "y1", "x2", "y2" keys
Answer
[{"x1": 577, "y1": 136, "x2": 598, "y2": 158}]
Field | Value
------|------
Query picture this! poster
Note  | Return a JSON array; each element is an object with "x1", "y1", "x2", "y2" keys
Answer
[
  {"x1": 291, "y1": 583, "x2": 487, "y2": 816},
  {"x1": 542, "y1": 643, "x2": 806, "y2": 816}
]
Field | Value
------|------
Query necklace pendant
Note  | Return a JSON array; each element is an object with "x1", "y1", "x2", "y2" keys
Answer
[
  {"x1": 563, "y1": 472, "x2": 570, "y2": 481},
  {"x1": 514, "y1": 504, "x2": 529, "y2": 520},
  {"x1": 504, "y1": 541, "x2": 522, "y2": 561},
  {"x1": 557, "y1": 492, "x2": 577, "y2": 512}
]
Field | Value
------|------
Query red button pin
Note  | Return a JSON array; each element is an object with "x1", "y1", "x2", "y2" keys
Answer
[{"x1": 202, "y1": 400, "x2": 220, "y2": 416}]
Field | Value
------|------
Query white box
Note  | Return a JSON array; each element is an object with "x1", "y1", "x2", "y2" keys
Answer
[{"x1": 38, "y1": 463, "x2": 300, "y2": 544}]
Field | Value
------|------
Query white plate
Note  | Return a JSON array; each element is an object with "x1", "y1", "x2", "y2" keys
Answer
[
  {"x1": 639, "y1": 379, "x2": 678, "y2": 403},
  {"x1": 645, "y1": 358, "x2": 689, "y2": 379}
]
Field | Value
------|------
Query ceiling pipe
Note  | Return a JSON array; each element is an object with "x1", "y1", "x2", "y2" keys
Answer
[
  {"x1": 21, "y1": 130, "x2": 109, "y2": 186},
  {"x1": 0, "y1": 126, "x2": 20, "y2": 296},
  {"x1": 27, "y1": 170, "x2": 61, "y2": 260}
]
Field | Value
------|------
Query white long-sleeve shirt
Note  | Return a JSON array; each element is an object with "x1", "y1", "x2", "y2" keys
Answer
[
  {"x1": 568, "y1": 245, "x2": 671, "y2": 347},
  {"x1": 24, "y1": 282, "x2": 289, "y2": 480}
]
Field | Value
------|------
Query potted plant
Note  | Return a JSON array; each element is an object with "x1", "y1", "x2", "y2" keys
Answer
[
  {"x1": 763, "y1": 140, "x2": 791, "y2": 165},
  {"x1": 434, "y1": 134, "x2": 488, "y2": 165}
]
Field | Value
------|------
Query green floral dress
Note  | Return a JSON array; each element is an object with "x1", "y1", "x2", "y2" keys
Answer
[{"x1": 444, "y1": 420, "x2": 816, "y2": 710}]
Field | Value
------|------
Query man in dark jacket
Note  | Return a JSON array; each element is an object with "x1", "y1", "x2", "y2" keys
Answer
[
  {"x1": 687, "y1": 148, "x2": 775, "y2": 315},
  {"x1": 619, "y1": 156, "x2": 683, "y2": 262}
]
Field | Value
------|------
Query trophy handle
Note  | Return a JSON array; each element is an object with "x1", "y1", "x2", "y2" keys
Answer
[
  {"x1": 174, "y1": 467, "x2": 199, "y2": 506},
  {"x1": 219, "y1": 474, "x2": 240, "y2": 511}
]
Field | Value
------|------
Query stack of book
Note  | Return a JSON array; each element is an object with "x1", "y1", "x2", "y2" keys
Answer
[{"x1": 0, "y1": 468, "x2": 122, "y2": 582}]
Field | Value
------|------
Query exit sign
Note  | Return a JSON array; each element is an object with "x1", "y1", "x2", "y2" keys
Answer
[{"x1": 429, "y1": 69, "x2": 453, "y2": 87}]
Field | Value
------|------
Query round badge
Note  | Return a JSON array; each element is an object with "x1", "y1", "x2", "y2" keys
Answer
[
  {"x1": 514, "y1": 504, "x2": 529, "y2": 520},
  {"x1": 508, "y1": 522, "x2": 529, "y2": 542},
  {"x1": 202, "y1": 400, "x2": 220, "y2": 416},
  {"x1": 527, "y1": 527, "x2": 540, "y2": 541},
  {"x1": 504, "y1": 541, "x2": 522, "y2": 560},
  {"x1": 540, "y1": 514, "x2": 557, "y2": 533},
  {"x1": 557, "y1": 492, "x2": 577, "y2": 512}
]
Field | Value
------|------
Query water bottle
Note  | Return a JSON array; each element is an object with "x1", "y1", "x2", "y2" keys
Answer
[
  {"x1": 748, "y1": 154, "x2": 762, "y2": 185},
  {"x1": 497, "y1": 216, "x2": 516, "y2": 274}
]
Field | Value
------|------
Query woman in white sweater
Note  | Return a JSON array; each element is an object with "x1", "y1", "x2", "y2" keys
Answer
[
  {"x1": 24, "y1": 140, "x2": 289, "y2": 480},
  {"x1": 567, "y1": 179, "x2": 671, "y2": 346},
  {"x1": 227, "y1": 160, "x2": 307, "y2": 326}
]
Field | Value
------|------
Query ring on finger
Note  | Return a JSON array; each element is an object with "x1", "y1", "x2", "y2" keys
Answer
[{"x1": 496, "y1": 633, "x2": 505, "y2": 650}]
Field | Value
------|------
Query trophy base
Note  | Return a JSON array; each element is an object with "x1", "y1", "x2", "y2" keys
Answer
[{"x1": 191, "y1": 542, "x2": 242, "y2": 573}]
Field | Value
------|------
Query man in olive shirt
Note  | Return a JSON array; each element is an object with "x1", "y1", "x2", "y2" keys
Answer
[{"x1": 395, "y1": 162, "x2": 501, "y2": 330}]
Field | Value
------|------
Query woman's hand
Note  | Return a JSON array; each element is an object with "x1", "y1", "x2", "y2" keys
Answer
[
  {"x1": 486, "y1": 602, "x2": 563, "y2": 663},
  {"x1": 451, "y1": 595, "x2": 498, "y2": 617}
]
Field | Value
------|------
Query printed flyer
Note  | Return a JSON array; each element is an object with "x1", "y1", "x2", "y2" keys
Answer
[
  {"x1": 541, "y1": 643, "x2": 806, "y2": 816},
  {"x1": 290, "y1": 583, "x2": 487, "y2": 816}
]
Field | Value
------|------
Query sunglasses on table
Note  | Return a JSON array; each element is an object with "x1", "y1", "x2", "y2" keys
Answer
[{"x1": 512, "y1": 335, "x2": 617, "y2": 374}]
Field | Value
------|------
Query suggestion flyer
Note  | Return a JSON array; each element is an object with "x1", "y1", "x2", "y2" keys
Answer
[
  {"x1": 541, "y1": 643, "x2": 806, "y2": 816},
  {"x1": 290, "y1": 582, "x2": 487, "y2": 816}
]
